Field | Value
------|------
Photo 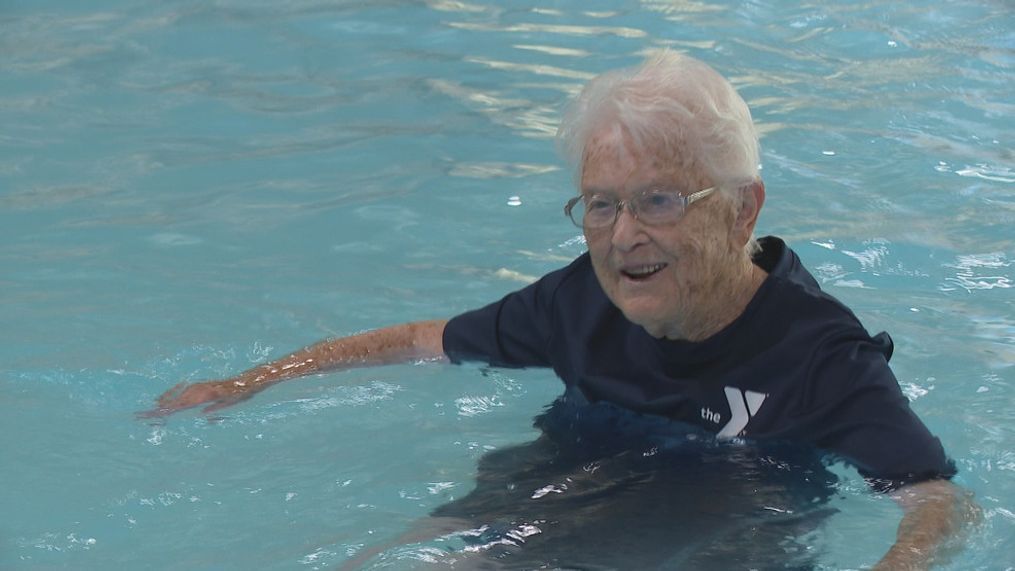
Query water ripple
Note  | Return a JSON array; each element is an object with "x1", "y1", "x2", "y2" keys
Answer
[
  {"x1": 955, "y1": 164, "x2": 1015, "y2": 183},
  {"x1": 447, "y1": 21, "x2": 647, "y2": 38},
  {"x1": 942, "y1": 252, "x2": 1012, "y2": 292}
]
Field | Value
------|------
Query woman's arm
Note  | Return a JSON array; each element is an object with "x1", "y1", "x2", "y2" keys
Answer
[
  {"x1": 874, "y1": 479, "x2": 981, "y2": 570},
  {"x1": 139, "y1": 319, "x2": 448, "y2": 417}
]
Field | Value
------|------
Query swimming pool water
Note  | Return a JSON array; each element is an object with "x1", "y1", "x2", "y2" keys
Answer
[{"x1": 2, "y1": 0, "x2": 1012, "y2": 569}]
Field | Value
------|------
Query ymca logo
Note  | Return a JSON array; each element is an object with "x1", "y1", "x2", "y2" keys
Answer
[{"x1": 700, "y1": 386, "x2": 768, "y2": 438}]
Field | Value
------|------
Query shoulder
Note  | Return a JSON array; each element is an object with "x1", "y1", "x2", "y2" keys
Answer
[
  {"x1": 444, "y1": 252, "x2": 599, "y2": 335},
  {"x1": 518, "y1": 251, "x2": 604, "y2": 312},
  {"x1": 748, "y1": 237, "x2": 898, "y2": 397},
  {"x1": 540, "y1": 251, "x2": 596, "y2": 290},
  {"x1": 442, "y1": 252, "x2": 607, "y2": 367},
  {"x1": 755, "y1": 236, "x2": 868, "y2": 331}
]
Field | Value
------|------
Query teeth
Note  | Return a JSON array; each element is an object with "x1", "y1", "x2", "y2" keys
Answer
[{"x1": 626, "y1": 264, "x2": 666, "y2": 276}]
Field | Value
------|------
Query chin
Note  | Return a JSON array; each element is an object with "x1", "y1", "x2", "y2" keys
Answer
[{"x1": 617, "y1": 302, "x2": 669, "y2": 337}]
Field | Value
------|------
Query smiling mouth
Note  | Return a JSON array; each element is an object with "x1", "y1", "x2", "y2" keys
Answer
[{"x1": 620, "y1": 263, "x2": 668, "y2": 281}]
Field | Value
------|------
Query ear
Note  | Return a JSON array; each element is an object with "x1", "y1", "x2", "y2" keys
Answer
[{"x1": 732, "y1": 179, "x2": 765, "y2": 247}]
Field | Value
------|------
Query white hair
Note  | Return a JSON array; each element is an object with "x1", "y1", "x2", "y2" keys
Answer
[
  {"x1": 556, "y1": 50, "x2": 760, "y2": 190},
  {"x1": 556, "y1": 50, "x2": 762, "y2": 255}
]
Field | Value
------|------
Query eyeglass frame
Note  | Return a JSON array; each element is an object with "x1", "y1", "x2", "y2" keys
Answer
[{"x1": 563, "y1": 185, "x2": 718, "y2": 229}]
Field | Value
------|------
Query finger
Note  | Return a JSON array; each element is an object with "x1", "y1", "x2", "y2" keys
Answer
[
  {"x1": 156, "y1": 382, "x2": 187, "y2": 408},
  {"x1": 135, "y1": 407, "x2": 171, "y2": 420},
  {"x1": 136, "y1": 399, "x2": 197, "y2": 419},
  {"x1": 201, "y1": 399, "x2": 238, "y2": 415},
  {"x1": 202, "y1": 393, "x2": 252, "y2": 415}
]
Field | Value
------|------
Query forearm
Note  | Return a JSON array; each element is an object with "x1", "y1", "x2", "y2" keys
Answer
[
  {"x1": 875, "y1": 480, "x2": 978, "y2": 570},
  {"x1": 233, "y1": 319, "x2": 449, "y2": 389},
  {"x1": 141, "y1": 319, "x2": 450, "y2": 417}
]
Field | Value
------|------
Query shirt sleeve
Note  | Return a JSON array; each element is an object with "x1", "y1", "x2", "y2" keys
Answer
[
  {"x1": 793, "y1": 331, "x2": 956, "y2": 491},
  {"x1": 442, "y1": 264, "x2": 569, "y2": 368}
]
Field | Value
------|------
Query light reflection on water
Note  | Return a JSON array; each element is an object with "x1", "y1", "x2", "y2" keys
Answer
[{"x1": 1, "y1": 0, "x2": 1012, "y2": 569}]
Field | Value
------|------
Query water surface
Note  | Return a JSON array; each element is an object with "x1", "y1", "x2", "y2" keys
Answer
[{"x1": 2, "y1": 1, "x2": 1012, "y2": 569}]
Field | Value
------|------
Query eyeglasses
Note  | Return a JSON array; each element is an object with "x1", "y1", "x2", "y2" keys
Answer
[{"x1": 564, "y1": 186, "x2": 717, "y2": 229}]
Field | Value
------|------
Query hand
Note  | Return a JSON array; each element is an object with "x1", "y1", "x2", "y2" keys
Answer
[
  {"x1": 137, "y1": 378, "x2": 260, "y2": 418},
  {"x1": 873, "y1": 479, "x2": 981, "y2": 571},
  {"x1": 872, "y1": 549, "x2": 928, "y2": 571}
]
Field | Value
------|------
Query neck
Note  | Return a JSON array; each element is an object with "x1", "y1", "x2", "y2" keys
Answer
[{"x1": 664, "y1": 253, "x2": 765, "y2": 342}]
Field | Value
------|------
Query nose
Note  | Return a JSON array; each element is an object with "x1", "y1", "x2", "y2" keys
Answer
[{"x1": 610, "y1": 203, "x2": 648, "y2": 252}]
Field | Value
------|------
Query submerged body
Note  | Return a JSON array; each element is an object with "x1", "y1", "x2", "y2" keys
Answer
[{"x1": 428, "y1": 396, "x2": 839, "y2": 570}]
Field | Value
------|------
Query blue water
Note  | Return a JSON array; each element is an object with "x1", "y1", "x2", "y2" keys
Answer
[{"x1": 2, "y1": 0, "x2": 1012, "y2": 569}]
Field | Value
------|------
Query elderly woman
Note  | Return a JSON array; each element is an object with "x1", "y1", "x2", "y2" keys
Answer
[{"x1": 146, "y1": 51, "x2": 974, "y2": 570}]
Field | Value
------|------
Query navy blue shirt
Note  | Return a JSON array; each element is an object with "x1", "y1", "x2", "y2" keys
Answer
[{"x1": 443, "y1": 236, "x2": 955, "y2": 489}]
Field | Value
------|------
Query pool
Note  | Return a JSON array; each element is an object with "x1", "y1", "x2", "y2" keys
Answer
[{"x1": 2, "y1": 0, "x2": 1012, "y2": 569}]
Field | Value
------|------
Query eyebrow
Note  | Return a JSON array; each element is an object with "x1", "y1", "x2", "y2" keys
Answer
[{"x1": 580, "y1": 183, "x2": 671, "y2": 196}]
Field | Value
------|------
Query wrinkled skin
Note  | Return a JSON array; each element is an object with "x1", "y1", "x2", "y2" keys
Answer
[{"x1": 580, "y1": 126, "x2": 764, "y2": 341}]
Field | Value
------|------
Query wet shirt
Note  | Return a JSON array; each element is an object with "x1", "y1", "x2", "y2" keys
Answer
[{"x1": 443, "y1": 236, "x2": 955, "y2": 489}]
